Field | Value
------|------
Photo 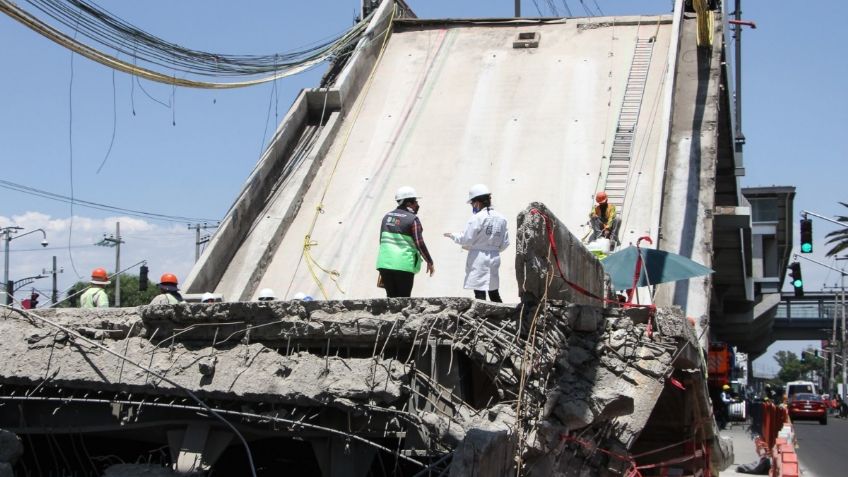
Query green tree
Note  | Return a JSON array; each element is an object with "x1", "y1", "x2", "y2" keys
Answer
[
  {"x1": 62, "y1": 273, "x2": 160, "y2": 307},
  {"x1": 773, "y1": 350, "x2": 802, "y2": 383},
  {"x1": 825, "y1": 202, "x2": 848, "y2": 257},
  {"x1": 799, "y1": 346, "x2": 825, "y2": 378}
]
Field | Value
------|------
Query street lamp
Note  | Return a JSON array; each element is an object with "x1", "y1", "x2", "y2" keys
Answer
[{"x1": 1, "y1": 226, "x2": 48, "y2": 305}]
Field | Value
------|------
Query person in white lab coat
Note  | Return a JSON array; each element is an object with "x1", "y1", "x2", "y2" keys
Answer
[{"x1": 444, "y1": 184, "x2": 509, "y2": 302}]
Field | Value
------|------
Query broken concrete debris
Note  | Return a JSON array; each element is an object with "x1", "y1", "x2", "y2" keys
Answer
[{"x1": 0, "y1": 297, "x2": 727, "y2": 476}]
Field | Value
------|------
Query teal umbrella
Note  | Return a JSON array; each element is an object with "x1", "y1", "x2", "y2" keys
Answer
[{"x1": 600, "y1": 242, "x2": 713, "y2": 290}]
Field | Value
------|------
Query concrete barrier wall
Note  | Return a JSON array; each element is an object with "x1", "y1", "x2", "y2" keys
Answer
[{"x1": 515, "y1": 202, "x2": 606, "y2": 305}]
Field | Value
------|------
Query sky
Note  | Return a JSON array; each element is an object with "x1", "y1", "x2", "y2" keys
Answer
[{"x1": 1, "y1": 1, "x2": 846, "y2": 373}]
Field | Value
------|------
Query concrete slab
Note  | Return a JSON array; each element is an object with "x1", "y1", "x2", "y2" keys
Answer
[{"x1": 209, "y1": 16, "x2": 673, "y2": 302}]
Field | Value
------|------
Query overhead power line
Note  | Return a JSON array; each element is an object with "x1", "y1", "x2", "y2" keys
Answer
[
  {"x1": 0, "y1": 178, "x2": 219, "y2": 223},
  {"x1": 0, "y1": 0, "x2": 374, "y2": 89}
]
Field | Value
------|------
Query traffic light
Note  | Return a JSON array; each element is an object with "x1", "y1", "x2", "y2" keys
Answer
[
  {"x1": 139, "y1": 265, "x2": 149, "y2": 291},
  {"x1": 800, "y1": 218, "x2": 813, "y2": 253},
  {"x1": 788, "y1": 261, "x2": 803, "y2": 297}
]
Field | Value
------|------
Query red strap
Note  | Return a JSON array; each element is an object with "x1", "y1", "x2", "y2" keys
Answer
[{"x1": 528, "y1": 209, "x2": 654, "y2": 315}]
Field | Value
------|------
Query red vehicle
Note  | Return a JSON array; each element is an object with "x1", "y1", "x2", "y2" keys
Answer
[{"x1": 788, "y1": 393, "x2": 827, "y2": 425}]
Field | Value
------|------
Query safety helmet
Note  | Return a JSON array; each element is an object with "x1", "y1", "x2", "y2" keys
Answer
[
  {"x1": 292, "y1": 292, "x2": 315, "y2": 301},
  {"x1": 158, "y1": 273, "x2": 179, "y2": 292},
  {"x1": 467, "y1": 184, "x2": 491, "y2": 203},
  {"x1": 201, "y1": 292, "x2": 216, "y2": 303},
  {"x1": 595, "y1": 191, "x2": 608, "y2": 204},
  {"x1": 258, "y1": 288, "x2": 276, "y2": 301},
  {"x1": 90, "y1": 267, "x2": 111, "y2": 285},
  {"x1": 722, "y1": 384, "x2": 731, "y2": 390},
  {"x1": 394, "y1": 186, "x2": 419, "y2": 203}
]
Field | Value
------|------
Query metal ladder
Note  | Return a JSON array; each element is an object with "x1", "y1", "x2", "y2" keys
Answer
[{"x1": 603, "y1": 37, "x2": 656, "y2": 209}]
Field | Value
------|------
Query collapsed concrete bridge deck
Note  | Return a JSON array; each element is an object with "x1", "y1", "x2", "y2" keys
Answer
[{"x1": 0, "y1": 204, "x2": 730, "y2": 476}]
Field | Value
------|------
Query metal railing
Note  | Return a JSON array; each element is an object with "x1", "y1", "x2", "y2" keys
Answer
[{"x1": 775, "y1": 293, "x2": 845, "y2": 321}]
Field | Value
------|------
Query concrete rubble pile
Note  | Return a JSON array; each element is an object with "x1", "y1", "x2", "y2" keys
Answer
[{"x1": 0, "y1": 204, "x2": 730, "y2": 476}]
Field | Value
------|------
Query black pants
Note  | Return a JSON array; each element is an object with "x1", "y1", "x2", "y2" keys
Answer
[
  {"x1": 474, "y1": 289, "x2": 502, "y2": 302},
  {"x1": 379, "y1": 269, "x2": 415, "y2": 298}
]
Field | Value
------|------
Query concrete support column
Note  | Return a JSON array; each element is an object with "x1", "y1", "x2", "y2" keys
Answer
[
  {"x1": 166, "y1": 423, "x2": 233, "y2": 474},
  {"x1": 310, "y1": 437, "x2": 377, "y2": 477}
]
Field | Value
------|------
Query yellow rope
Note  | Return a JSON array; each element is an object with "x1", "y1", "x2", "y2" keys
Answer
[
  {"x1": 300, "y1": 3, "x2": 397, "y2": 299},
  {"x1": 693, "y1": 0, "x2": 714, "y2": 47},
  {"x1": 0, "y1": 0, "x2": 367, "y2": 90}
]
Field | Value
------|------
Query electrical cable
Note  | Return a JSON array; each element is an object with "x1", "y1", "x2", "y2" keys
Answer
[
  {"x1": 67, "y1": 21, "x2": 81, "y2": 279},
  {"x1": 1, "y1": 0, "x2": 373, "y2": 89},
  {"x1": 593, "y1": 0, "x2": 605, "y2": 16},
  {"x1": 0, "y1": 303, "x2": 258, "y2": 477},
  {"x1": 0, "y1": 179, "x2": 219, "y2": 223},
  {"x1": 95, "y1": 67, "x2": 117, "y2": 173}
]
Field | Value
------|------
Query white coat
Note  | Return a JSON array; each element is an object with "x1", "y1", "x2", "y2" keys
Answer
[{"x1": 449, "y1": 207, "x2": 510, "y2": 290}]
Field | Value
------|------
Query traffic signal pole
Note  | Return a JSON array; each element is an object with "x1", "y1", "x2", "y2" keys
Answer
[
  {"x1": 794, "y1": 253, "x2": 846, "y2": 400},
  {"x1": 801, "y1": 210, "x2": 848, "y2": 229}
]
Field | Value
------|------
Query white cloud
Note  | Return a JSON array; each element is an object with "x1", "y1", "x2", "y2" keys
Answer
[{"x1": 1, "y1": 212, "x2": 197, "y2": 303}]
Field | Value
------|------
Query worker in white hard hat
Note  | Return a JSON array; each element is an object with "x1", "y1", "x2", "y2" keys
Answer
[
  {"x1": 444, "y1": 184, "x2": 509, "y2": 302},
  {"x1": 375, "y1": 186, "x2": 435, "y2": 297},
  {"x1": 257, "y1": 288, "x2": 276, "y2": 302},
  {"x1": 200, "y1": 292, "x2": 217, "y2": 303},
  {"x1": 292, "y1": 292, "x2": 314, "y2": 301}
]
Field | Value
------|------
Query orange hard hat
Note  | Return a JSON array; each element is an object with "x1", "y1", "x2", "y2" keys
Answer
[
  {"x1": 90, "y1": 267, "x2": 110, "y2": 285},
  {"x1": 595, "y1": 191, "x2": 608, "y2": 203},
  {"x1": 159, "y1": 273, "x2": 178, "y2": 285},
  {"x1": 91, "y1": 268, "x2": 108, "y2": 281}
]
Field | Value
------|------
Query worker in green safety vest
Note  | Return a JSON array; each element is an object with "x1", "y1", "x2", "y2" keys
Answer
[
  {"x1": 376, "y1": 186, "x2": 435, "y2": 298},
  {"x1": 80, "y1": 267, "x2": 110, "y2": 308}
]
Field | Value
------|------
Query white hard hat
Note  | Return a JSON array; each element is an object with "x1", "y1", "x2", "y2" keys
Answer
[
  {"x1": 201, "y1": 292, "x2": 216, "y2": 303},
  {"x1": 467, "y1": 184, "x2": 491, "y2": 203},
  {"x1": 395, "y1": 186, "x2": 419, "y2": 203},
  {"x1": 258, "y1": 288, "x2": 276, "y2": 301},
  {"x1": 292, "y1": 292, "x2": 315, "y2": 301}
]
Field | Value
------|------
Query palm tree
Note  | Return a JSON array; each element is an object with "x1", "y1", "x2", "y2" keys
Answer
[{"x1": 825, "y1": 202, "x2": 848, "y2": 257}]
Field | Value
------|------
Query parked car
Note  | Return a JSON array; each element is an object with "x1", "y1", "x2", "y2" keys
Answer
[{"x1": 788, "y1": 393, "x2": 827, "y2": 425}]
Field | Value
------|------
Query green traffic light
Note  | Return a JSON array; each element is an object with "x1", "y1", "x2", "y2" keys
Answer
[
  {"x1": 793, "y1": 278, "x2": 803, "y2": 288},
  {"x1": 801, "y1": 243, "x2": 812, "y2": 253}
]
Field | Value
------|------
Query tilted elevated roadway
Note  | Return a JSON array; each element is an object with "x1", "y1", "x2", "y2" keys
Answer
[{"x1": 185, "y1": 1, "x2": 751, "y2": 344}]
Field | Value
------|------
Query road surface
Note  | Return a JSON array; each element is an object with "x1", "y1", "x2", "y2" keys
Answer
[{"x1": 794, "y1": 415, "x2": 845, "y2": 477}]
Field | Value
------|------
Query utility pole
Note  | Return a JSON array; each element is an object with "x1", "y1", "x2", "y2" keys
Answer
[
  {"x1": 515, "y1": 0, "x2": 521, "y2": 17},
  {"x1": 96, "y1": 222, "x2": 124, "y2": 306},
  {"x1": 188, "y1": 223, "x2": 217, "y2": 262},
  {"x1": 2, "y1": 226, "x2": 48, "y2": 305},
  {"x1": 794, "y1": 253, "x2": 847, "y2": 401},
  {"x1": 42, "y1": 256, "x2": 63, "y2": 304}
]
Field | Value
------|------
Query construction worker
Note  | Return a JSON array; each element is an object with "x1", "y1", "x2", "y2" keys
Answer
[
  {"x1": 292, "y1": 292, "x2": 314, "y2": 301},
  {"x1": 444, "y1": 184, "x2": 509, "y2": 302},
  {"x1": 376, "y1": 186, "x2": 435, "y2": 298},
  {"x1": 257, "y1": 288, "x2": 276, "y2": 302},
  {"x1": 718, "y1": 383, "x2": 733, "y2": 429},
  {"x1": 200, "y1": 292, "x2": 217, "y2": 303},
  {"x1": 150, "y1": 273, "x2": 184, "y2": 305},
  {"x1": 80, "y1": 267, "x2": 110, "y2": 308},
  {"x1": 589, "y1": 191, "x2": 620, "y2": 243}
]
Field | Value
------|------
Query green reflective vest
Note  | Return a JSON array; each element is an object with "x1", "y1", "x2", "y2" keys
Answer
[
  {"x1": 80, "y1": 288, "x2": 109, "y2": 308},
  {"x1": 376, "y1": 208, "x2": 422, "y2": 274}
]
